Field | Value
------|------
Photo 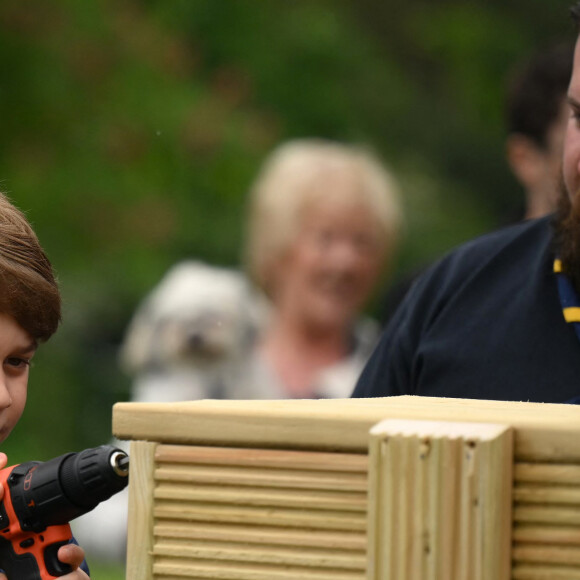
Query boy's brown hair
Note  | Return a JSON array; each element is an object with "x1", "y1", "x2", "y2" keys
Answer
[{"x1": 0, "y1": 193, "x2": 60, "y2": 342}]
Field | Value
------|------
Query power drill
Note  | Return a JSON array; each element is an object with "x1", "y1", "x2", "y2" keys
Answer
[{"x1": 0, "y1": 444, "x2": 129, "y2": 579}]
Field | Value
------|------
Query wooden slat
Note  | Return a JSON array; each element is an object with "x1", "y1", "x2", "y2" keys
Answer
[
  {"x1": 513, "y1": 524, "x2": 580, "y2": 546},
  {"x1": 155, "y1": 445, "x2": 368, "y2": 472},
  {"x1": 154, "y1": 464, "x2": 367, "y2": 492},
  {"x1": 515, "y1": 463, "x2": 580, "y2": 484},
  {"x1": 153, "y1": 558, "x2": 364, "y2": 580},
  {"x1": 113, "y1": 395, "x2": 580, "y2": 461},
  {"x1": 513, "y1": 543, "x2": 580, "y2": 565},
  {"x1": 153, "y1": 482, "x2": 366, "y2": 511},
  {"x1": 153, "y1": 538, "x2": 365, "y2": 569},
  {"x1": 514, "y1": 485, "x2": 580, "y2": 505},
  {"x1": 514, "y1": 505, "x2": 580, "y2": 526},
  {"x1": 154, "y1": 502, "x2": 367, "y2": 531},
  {"x1": 512, "y1": 564, "x2": 580, "y2": 579},
  {"x1": 154, "y1": 521, "x2": 366, "y2": 550}
]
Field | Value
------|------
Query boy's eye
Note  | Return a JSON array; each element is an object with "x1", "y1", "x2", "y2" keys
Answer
[{"x1": 5, "y1": 358, "x2": 30, "y2": 369}]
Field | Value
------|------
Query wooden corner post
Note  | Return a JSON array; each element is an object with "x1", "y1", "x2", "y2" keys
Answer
[
  {"x1": 125, "y1": 440, "x2": 157, "y2": 580},
  {"x1": 367, "y1": 419, "x2": 513, "y2": 580}
]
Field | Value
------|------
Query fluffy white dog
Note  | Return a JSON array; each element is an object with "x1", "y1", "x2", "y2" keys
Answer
[
  {"x1": 120, "y1": 260, "x2": 268, "y2": 402},
  {"x1": 72, "y1": 261, "x2": 269, "y2": 562}
]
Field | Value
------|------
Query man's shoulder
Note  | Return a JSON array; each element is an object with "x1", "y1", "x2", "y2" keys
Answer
[
  {"x1": 428, "y1": 216, "x2": 552, "y2": 281},
  {"x1": 448, "y1": 215, "x2": 551, "y2": 265},
  {"x1": 403, "y1": 216, "x2": 553, "y2": 314}
]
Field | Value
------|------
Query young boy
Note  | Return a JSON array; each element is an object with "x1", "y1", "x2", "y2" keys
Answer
[{"x1": 0, "y1": 192, "x2": 89, "y2": 579}]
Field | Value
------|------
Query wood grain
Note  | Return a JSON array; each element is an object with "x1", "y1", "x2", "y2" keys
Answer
[
  {"x1": 367, "y1": 419, "x2": 513, "y2": 580},
  {"x1": 125, "y1": 440, "x2": 157, "y2": 580},
  {"x1": 113, "y1": 396, "x2": 580, "y2": 461},
  {"x1": 115, "y1": 397, "x2": 580, "y2": 578}
]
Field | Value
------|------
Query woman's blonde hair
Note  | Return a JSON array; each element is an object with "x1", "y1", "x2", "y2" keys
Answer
[
  {"x1": 244, "y1": 139, "x2": 403, "y2": 294},
  {"x1": 0, "y1": 193, "x2": 61, "y2": 342}
]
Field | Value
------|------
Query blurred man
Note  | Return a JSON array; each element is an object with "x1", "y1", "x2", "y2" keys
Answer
[
  {"x1": 352, "y1": 6, "x2": 580, "y2": 403},
  {"x1": 506, "y1": 42, "x2": 573, "y2": 219},
  {"x1": 379, "y1": 42, "x2": 574, "y2": 327}
]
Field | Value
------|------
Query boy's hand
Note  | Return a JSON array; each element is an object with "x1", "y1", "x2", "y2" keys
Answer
[
  {"x1": 53, "y1": 543, "x2": 90, "y2": 579},
  {"x1": 0, "y1": 544, "x2": 89, "y2": 580},
  {"x1": 0, "y1": 454, "x2": 89, "y2": 579}
]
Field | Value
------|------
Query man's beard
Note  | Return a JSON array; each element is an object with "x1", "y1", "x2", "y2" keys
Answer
[{"x1": 553, "y1": 175, "x2": 580, "y2": 293}]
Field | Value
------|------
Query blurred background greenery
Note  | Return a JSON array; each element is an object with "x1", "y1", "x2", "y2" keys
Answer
[{"x1": 0, "y1": 0, "x2": 575, "y2": 575}]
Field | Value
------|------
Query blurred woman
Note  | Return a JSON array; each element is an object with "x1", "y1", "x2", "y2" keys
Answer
[{"x1": 242, "y1": 138, "x2": 403, "y2": 399}]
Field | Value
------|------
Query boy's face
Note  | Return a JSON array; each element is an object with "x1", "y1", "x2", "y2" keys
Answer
[{"x1": 0, "y1": 312, "x2": 36, "y2": 444}]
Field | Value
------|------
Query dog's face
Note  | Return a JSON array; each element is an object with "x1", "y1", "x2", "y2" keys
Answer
[
  {"x1": 121, "y1": 261, "x2": 267, "y2": 373},
  {"x1": 153, "y1": 303, "x2": 253, "y2": 367}
]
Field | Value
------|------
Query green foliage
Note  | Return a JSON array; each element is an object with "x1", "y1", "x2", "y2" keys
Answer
[
  {"x1": 86, "y1": 561, "x2": 125, "y2": 580},
  {"x1": 0, "y1": 0, "x2": 573, "y2": 466}
]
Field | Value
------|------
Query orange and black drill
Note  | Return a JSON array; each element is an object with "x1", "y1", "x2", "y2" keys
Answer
[{"x1": 0, "y1": 445, "x2": 129, "y2": 579}]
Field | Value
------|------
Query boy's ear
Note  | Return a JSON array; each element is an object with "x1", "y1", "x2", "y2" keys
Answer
[{"x1": 505, "y1": 133, "x2": 546, "y2": 190}]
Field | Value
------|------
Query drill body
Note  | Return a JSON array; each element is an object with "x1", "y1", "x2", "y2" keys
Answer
[{"x1": 0, "y1": 445, "x2": 129, "y2": 579}]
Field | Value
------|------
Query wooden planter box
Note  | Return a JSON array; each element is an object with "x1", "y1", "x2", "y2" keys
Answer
[{"x1": 113, "y1": 396, "x2": 580, "y2": 580}]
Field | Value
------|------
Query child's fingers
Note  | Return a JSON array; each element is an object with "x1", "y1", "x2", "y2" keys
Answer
[{"x1": 57, "y1": 543, "x2": 86, "y2": 570}]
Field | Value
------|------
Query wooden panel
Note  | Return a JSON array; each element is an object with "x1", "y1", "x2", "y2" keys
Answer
[
  {"x1": 513, "y1": 459, "x2": 580, "y2": 576},
  {"x1": 149, "y1": 444, "x2": 367, "y2": 579},
  {"x1": 113, "y1": 396, "x2": 580, "y2": 461},
  {"x1": 367, "y1": 419, "x2": 513, "y2": 580},
  {"x1": 115, "y1": 397, "x2": 580, "y2": 579}
]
